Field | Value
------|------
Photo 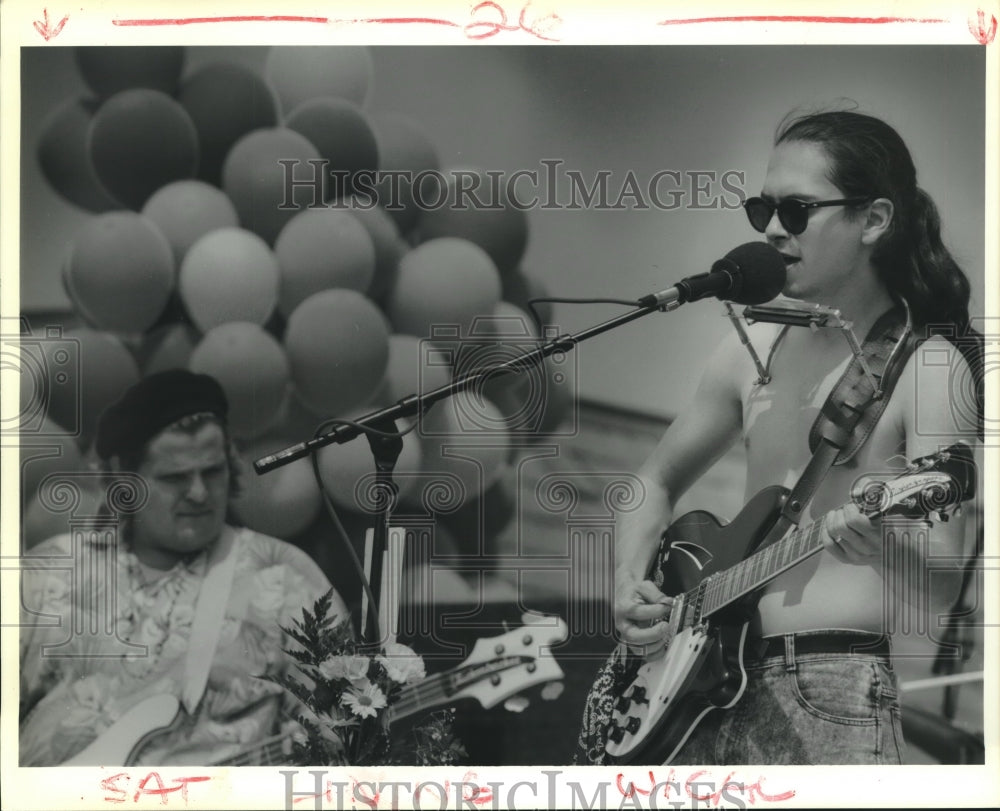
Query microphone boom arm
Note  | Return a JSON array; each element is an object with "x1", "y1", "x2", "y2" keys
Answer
[{"x1": 253, "y1": 298, "x2": 670, "y2": 475}]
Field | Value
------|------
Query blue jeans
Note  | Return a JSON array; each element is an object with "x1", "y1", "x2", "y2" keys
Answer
[{"x1": 670, "y1": 637, "x2": 906, "y2": 765}]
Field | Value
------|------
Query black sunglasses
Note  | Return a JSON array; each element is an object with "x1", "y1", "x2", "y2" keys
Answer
[{"x1": 743, "y1": 196, "x2": 871, "y2": 235}]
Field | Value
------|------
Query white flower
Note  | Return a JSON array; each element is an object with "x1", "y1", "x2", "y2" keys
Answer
[
  {"x1": 249, "y1": 566, "x2": 287, "y2": 622},
  {"x1": 343, "y1": 682, "x2": 387, "y2": 719},
  {"x1": 218, "y1": 616, "x2": 242, "y2": 646},
  {"x1": 138, "y1": 616, "x2": 165, "y2": 645},
  {"x1": 318, "y1": 655, "x2": 370, "y2": 682},
  {"x1": 70, "y1": 676, "x2": 106, "y2": 711},
  {"x1": 41, "y1": 573, "x2": 69, "y2": 605},
  {"x1": 377, "y1": 643, "x2": 426, "y2": 684},
  {"x1": 169, "y1": 603, "x2": 195, "y2": 629}
]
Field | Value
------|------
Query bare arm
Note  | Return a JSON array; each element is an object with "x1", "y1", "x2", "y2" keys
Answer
[
  {"x1": 615, "y1": 331, "x2": 746, "y2": 648},
  {"x1": 823, "y1": 337, "x2": 978, "y2": 614}
]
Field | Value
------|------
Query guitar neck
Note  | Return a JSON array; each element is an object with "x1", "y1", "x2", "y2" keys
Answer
[
  {"x1": 214, "y1": 670, "x2": 463, "y2": 766},
  {"x1": 697, "y1": 516, "x2": 827, "y2": 619}
]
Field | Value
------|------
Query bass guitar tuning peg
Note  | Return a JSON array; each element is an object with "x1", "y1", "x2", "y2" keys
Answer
[{"x1": 541, "y1": 681, "x2": 564, "y2": 701}]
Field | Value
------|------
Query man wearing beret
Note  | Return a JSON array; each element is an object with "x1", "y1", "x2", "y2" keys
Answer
[{"x1": 19, "y1": 370, "x2": 347, "y2": 766}]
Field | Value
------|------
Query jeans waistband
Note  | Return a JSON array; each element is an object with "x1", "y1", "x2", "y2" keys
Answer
[{"x1": 747, "y1": 631, "x2": 891, "y2": 667}]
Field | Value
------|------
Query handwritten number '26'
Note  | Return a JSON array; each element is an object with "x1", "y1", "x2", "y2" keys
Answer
[{"x1": 465, "y1": 2, "x2": 562, "y2": 41}]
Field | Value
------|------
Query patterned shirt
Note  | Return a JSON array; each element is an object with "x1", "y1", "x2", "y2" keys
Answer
[{"x1": 19, "y1": 527, "x2": 343, "y2": 766}]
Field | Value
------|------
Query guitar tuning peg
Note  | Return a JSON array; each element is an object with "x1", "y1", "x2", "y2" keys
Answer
[
  {"x1": 541, "y1": 681, "x2": 564, "y2": 701},
  {"x1": 502, "y1": 620, "x2": 511, "y2": 632},
  {"x1": 504, "y1": 696, "x2": 530, "y2": 713}
]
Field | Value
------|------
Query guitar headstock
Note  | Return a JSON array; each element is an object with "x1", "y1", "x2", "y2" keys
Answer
[
  {"x1": 852, "y1": 442, "x2": 976, "y2": 520},
  {"x1": 452, "y1": 613, "x2": 568, "y2": 710}
]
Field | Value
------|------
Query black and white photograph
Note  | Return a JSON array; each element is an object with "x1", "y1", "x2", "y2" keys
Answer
[{"x1": 2, "y1": 2, "x2": 997, "y2": 808}]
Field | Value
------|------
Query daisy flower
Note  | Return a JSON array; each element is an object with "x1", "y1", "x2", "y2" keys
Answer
[{"x1": 343, "y1": 682, "x2": 387, "y2": 719}]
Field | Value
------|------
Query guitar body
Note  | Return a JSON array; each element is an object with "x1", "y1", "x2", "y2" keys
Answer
[
  {"x1": 600, "y1": 444, "x2": 976, "y2": 765},
  {"x1": 64, "y1": 694, "x2": 181, "y2": 766},
  {"x1": 58, "y1": 618, "x2": 568, "y2": 766},
  {"x1": 605, "y1": 485, "x2": 787, "y2": 764}
]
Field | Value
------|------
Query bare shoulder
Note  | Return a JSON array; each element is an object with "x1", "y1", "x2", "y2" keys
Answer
[
  {"x1": 890, "y1": 334, "x2": 978, "y2": 450},
  {"x1": 637, "y1": 322, "x2": 777, "y2": 495}
]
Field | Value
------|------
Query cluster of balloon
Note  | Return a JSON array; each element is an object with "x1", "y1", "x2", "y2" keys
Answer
[{"x1": 29, "y1": 45, "x2": 572, "y2": 552}]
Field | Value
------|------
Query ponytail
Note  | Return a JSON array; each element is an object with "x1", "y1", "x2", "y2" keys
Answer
[{"x1": 874, "y1": 187, "x2": 971, "y2": 331}]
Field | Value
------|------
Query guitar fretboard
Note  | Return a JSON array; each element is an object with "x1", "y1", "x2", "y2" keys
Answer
[
  {"x1": 688, "y1": 517, "x2": 828, "y2": 623},
  {"x1": 216, "y1": 657, "x2": 533, "y2": 765}
]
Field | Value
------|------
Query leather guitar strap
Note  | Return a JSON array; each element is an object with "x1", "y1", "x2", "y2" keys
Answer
[{"x1": 761, "y1": 303, "x2": 917, "y2": 545}]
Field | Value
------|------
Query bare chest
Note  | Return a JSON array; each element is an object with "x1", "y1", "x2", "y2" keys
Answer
[{"x1": 739, "y1": 331, "x2": 905, "y2": 516}]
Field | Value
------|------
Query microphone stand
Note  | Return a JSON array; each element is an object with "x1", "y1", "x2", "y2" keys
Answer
[{"x1": 254, "y1": 296, "x2": 680, "y2": 646}]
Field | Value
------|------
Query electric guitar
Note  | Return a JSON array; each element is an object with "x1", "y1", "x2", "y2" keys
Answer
[
  {"x1": 603, "y1": 443, "x2": 976, "y2": 764},
  {"x1": 65, "y1": 615, "x2": 568, "y2": 766}
]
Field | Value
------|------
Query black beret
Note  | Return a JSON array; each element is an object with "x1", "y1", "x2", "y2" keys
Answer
[{"x1": 95, "y1": 370, "x2": 228, "y2": 461}]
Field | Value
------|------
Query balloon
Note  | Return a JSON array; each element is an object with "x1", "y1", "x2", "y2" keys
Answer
[
  {"x1": 178, "y1": 62, "x2": 280, "y2": 187},
  {"x1": 179, "y1": 228, "x2": 279, "y2": 332},
  {"x1": 419, "y1": 390, "x2": 511, "y2": 500},
  {"x1": 418, "y1": 168, "x2": 529, "y2": 276},
  {"x1": 487, "y1": 352, "x2": 577, "y2": 440},
  {"x1": 386, "y1": 238, "x2": 502, "y2": 339},
  {"x1": 65, "y1": 213, "x2": 175, "y2": 333},
  {"x1": 316, "y1": 414, "x2": 423, "y2": 512},
  {"x1": 465, "y1": 302, "x2": 541, "y2": 410},
  {"x1": 341, "y1": 202, "x2": 406, "y2": 303},
  {"x1": 502, "y1": 266, "x2": 555, "y2": 329},
  {"x1": 89, "y1": 89, "x2": 199, "y2": 210},
  {"x1": 75, "y1": 46, "x2": 185, "y2": 98},
  {"x1": 231, "y1": 433, "x2": 322, "y2": 539},
  {"x1": 142, "y1": 180, "x2": 240, "y2": 265},
  {"x1": 135, "y1": 322, "x2": 200, "y2": 375},
  {"x1": 39, "y1": 328, "x2": 140, "y2": 446},
  {"x1": 370, "y1": 112, "x2": 440, "y2": 233},
  {"x1": 265, "y1": 46, "x2": 374, "y2": 114},
  {"x1": 284, "y1": 290, "x2": 390, "y2": 417},
  {"x1": 222, "y1": 128, "x2": 325, "y2": 245},
  {"x1": 189, "y1": 322, "x2": 290, "y2": 439},
  {"x1": 285, "y1": 98, "x2": 378, "y2": 199},
  {"x1": 270, "y1": 389, "x2": 327, "y2": 441},
  {"x1": 372, "y1": 334, "x2": 452, "y2": 408},
  {"x1": 20, "y1": 418, "x2": 84, "y2": 503},
  {"x1": 36, "y1": 97, "x2": 119, "y2": 212},
  {"x1": 273, "y1": 209, "x2": 375, "y2": 318}
]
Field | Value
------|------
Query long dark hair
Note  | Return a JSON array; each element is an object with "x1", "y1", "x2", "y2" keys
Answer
[
  {"x1": 777, "y1": 110, "x2": 983, "y2": 437},
  {"x1": 776, "y1": 110, "x2": 971, "y2": 331}
]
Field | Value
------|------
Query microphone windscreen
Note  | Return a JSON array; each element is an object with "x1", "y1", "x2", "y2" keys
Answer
[{"x1": 718, "y1": 242, "x2": 786, "y2": 305}]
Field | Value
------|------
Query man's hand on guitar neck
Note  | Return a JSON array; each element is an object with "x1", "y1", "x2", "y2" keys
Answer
[
  {"x1": 615, "y1": 577, "x2": 675, "y2": 655},
  {"x1": 822, "y1": 503, "x2": 882, "y2": 564}
]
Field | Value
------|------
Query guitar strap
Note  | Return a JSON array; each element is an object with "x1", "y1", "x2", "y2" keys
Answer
[
  {"x1": 181, "y1": 525, "x2": 240, "y2": 715},
  {"x1": 761, "y1": 301, "x2": 917, "y2": 543}
]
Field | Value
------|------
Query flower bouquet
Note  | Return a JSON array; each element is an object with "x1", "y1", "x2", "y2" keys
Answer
[{"x1": 263, "y1": 589, "x2": 467, "y2": 766}]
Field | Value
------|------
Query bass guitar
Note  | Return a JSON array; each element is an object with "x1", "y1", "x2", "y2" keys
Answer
[
  {"x1": 604, "y1": 443, "x2": 975, "y2": 764},
  {"x1": 66, "y1": 615, "x2": 568, "y2": 766}
]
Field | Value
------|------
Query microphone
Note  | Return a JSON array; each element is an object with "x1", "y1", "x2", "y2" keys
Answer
[{"x1": 637, "y1": 242, "x2": 786, "y2": 309}]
